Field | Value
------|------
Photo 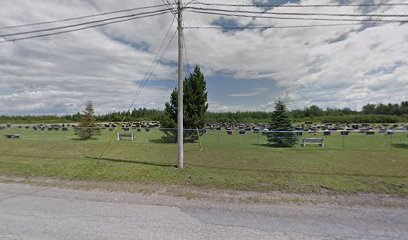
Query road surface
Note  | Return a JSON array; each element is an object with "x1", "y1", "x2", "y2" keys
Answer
[{"x1": 0, "y1": 183, "x2": 407, "y2": 240}]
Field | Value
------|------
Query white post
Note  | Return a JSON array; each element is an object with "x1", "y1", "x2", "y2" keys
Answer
[{"x1": 177, "y1": 0, "x2": 184, "y2": 169}]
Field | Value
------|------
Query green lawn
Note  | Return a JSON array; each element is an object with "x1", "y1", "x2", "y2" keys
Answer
[{"x1": 1, "y1": 127, "x2": 408, "y2": 194}]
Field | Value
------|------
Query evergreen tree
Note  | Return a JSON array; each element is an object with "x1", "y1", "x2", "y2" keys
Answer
[
  {"x1": 267, "y1": 100, "x2": 297, "y2": 147},
  {"x1": 161, "y1": 66, "x2": 208, "y2": 142},
  {"x1": 78, "y1": 101, "x2": 100, "y2": 140}
]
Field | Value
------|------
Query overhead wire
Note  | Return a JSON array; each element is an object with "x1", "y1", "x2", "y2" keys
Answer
[
  {"x1": 185, "y1": 9, "x2": 408, "y2": 23},
  {"x1": 98, "y1": 16, "x2": 177, "y2": 159},
  {"x1": 0, "y1": 8, "x2": 172, "y2": 39},
  {"x1": 0, "y1": 10, "x2": 172, "y2": 43},
  {"x1": 185, "y1": 6, "x2": 408, "y2": 18},
  {"x1": 185, "y1": 22, "x2": 380, "y2": 30},
  {"x1": 133, "y1": 17, "x2": 177, "y2": 106},
  {"x1": 161, "y1": 0, "x2": 177, "y2": 16},
  {"x1": 183, "y1": 32, "x2": 191, "y2": 75},
  {"x1": 189, "y1": 1, "x2": 408, "y2": 8},
  {"x1": 0, "y1": 3, "x2": 171, "y2": 30}
]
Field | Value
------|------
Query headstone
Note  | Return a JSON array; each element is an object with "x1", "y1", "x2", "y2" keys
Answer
[
  {"x1": 366, "y1": 130, "x2": 375, "y2": 135},
  {"x1": 341, "y1": 131, "x2": 349, "y2": 136}
]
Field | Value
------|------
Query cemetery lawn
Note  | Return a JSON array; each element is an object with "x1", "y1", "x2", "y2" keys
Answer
[{"x1": 0, "y1": 128, "x2": 408, "y2": 195}]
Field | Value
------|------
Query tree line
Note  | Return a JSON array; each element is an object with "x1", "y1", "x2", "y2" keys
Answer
[{"x1": 1, "y1": 102, "x2": 408, "y2": 124}]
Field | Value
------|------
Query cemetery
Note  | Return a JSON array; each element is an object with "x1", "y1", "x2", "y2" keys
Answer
[{"x1": 1, "y1": 121, "x2": 407, "y2": 194}]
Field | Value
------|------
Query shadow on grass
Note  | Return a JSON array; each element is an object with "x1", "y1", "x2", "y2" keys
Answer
[
  {"x1": 71, "y1": 137, "x2": 99, "y2": 141},
  {"x1": 149, "y1": 138, "x2": 176, "y2": 144},
  {"x1": 392, "y1": 144, "x2": 408, "y2": 149},
  {"x1": 187, "y1": 163, "x2": 408, "y2": 179},
  {"x1": 86, "y1": 156, "x2": 177, "y2": 168},
  {"x1": 253, "y1": 143, "x2": 296, "y2": 148}
]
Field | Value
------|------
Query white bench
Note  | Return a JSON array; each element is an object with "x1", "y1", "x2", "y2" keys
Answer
[
  {"x1": 5, "y1": 134, "x2": 20, "y2": 139},
  {"x1": 116, "y1": 132, "x2": 135, "y2": 141},
  {"x1": 302, "y1": 138, "x2": 324, "y2": 147}
]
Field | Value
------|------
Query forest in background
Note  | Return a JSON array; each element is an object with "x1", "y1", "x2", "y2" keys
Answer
[{"x1": 1, "y1": 101, "x2": 408, "y2": 124}]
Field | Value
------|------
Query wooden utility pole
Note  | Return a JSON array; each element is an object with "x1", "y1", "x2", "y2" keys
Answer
[{"x1": 177, "y1": 0, "x2": 184, "y2": 169}]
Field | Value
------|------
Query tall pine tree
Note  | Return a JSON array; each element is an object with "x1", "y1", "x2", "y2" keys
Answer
[
  {"x1": 267, "y1": 100, "x2": 297, "y2": 147},
  {"x1": 78, "y1": 101, "x2": 101, "y2": 140},
  {"x1": 161, "y1": 66, "x2": 208, "y2": 142}
]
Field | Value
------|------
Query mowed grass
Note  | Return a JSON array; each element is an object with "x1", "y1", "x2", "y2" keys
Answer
[{"x1": 1, "y1": 127, "x2": 408, "y2": 194}]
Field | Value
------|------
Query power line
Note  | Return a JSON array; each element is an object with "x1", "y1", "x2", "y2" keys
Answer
[
  {"x1": 98, "y1": 18, "x2": 177, "y2": 159},
  {"x1": 185, "y1": 10, "x2": 408, "y2": 23},
  {"x1": 183, "y1": 32, "x2": 191, "y2": 74},
  {"x1": 161, "y1": 0, "x2": 177, "y2": 16},
  {"x1": 185, "y1": 22, "x2": 379, "y2": 30},
  {"x1": 0, "y1": 8, "x2": 172, "y2": 38},
  {"x1": 133, "y1": 18, "x2": 177, "y2": 104},
  {"x1": 0, "y1": 11, "x2": 171, "y2": 43},
  {"x1": 0, "y1": 4, "x2": 170, "y2": 30},
  {"x1": 185, "y1": 6, "x2": 408, "y2": 18},
  {"x1": 134, "y1": 30, "x2": 177, "y2": 104},
  {"x1": 190, "y1": 1, "x2": 408, "y2": 8}
]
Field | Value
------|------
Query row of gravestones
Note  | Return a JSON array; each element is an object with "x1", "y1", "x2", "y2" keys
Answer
[{"x1": 109, "y1": 127, "x2": 150, "y2": 132}]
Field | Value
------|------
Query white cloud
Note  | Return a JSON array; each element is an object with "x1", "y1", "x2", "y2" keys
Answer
[{"x1": 0, "y1": 0, "x2": 407, "y2": 115}]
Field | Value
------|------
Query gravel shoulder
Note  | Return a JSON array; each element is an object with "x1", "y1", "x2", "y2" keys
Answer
[{"x1": 1, "y1": 175, "x2": 407, "y2": 210}]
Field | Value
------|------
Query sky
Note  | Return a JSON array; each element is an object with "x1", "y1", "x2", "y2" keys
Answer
[{"x1": 0, "y1": 0, "x2": 407, "y2": 115}]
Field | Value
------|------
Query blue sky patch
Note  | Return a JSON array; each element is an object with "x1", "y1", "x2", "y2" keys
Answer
[
  {"x1": 212, "y1": 18, "x2": 242, "y2": 32},
  {"x1": 366, "y1": 61, "x2": 403, "y2": 75},
  {"x1": 0, "y1": 87, "x2": 17, "y2": 95},
  {"x1": 253, "y1": 0, "x2": 301, "y2": 9}
]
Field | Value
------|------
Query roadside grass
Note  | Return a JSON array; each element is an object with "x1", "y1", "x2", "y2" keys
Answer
[{"x1": 0, "y1": 128, "x2": 407, "y2": 194}]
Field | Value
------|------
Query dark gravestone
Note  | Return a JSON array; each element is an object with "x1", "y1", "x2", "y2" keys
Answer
[
  {"x1": 341, "y1": 131, "x2": 349, "y2": 136},
  {"x1": 239, "y1": 129, "x2": 246, "y2": 135},
  {"x1": 324, "y1": 131, "x2": 331, "y2": 136}
]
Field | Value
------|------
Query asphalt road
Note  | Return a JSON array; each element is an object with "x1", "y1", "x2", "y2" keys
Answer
[{"x1": 0, "y1": 183, "x2": 407, "y2": 240}]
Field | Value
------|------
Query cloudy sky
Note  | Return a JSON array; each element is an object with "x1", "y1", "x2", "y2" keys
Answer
[{"x1": 0, "y1": 0, "x2": 407, "y2": 115}]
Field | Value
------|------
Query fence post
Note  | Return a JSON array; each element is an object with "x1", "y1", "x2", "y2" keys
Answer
[
  {"x1": 257, "y1": 131, "x2": 260, "y2": 145},
  {"x1": 389, "y1": 133, "x2": 393, "y2": 151}
]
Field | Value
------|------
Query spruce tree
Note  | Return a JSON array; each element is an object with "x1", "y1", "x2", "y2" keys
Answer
[
  {"x1": 267, "y1": 100, "x2": 297, "y2": 147},
  {"x1": 78, "y1": 101, "x2": 100, "y2": 140},
  {"x1": 161, "y1": 66, "x2": 208, "y2": 142}
]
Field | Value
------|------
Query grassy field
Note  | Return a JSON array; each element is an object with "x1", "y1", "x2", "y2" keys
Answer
[{"x1": 1, "y1": 127, "x2": 408, "y2": 194}]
